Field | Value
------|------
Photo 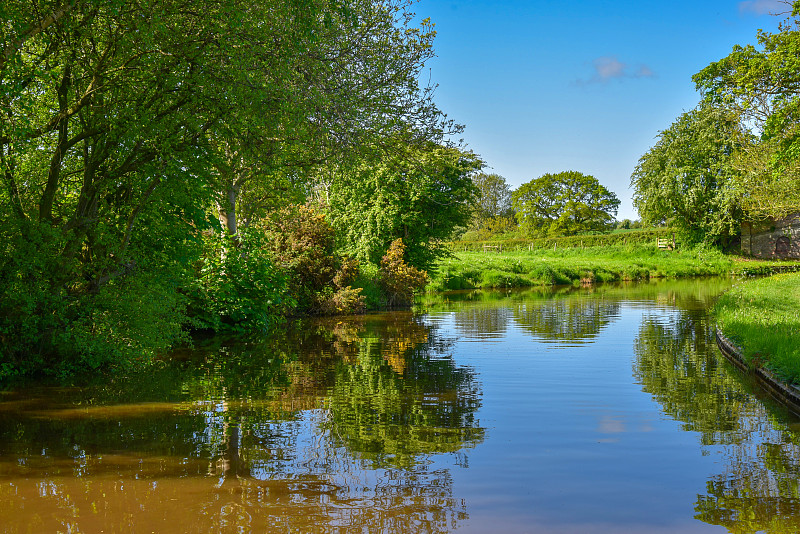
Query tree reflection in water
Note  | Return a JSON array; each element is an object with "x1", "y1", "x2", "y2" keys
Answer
[
  {"x1": 324, "y1": 315, "x2": 483, "y2": 468},
  {"x1": 7, "y1": 277, "x2": 800, "y2": 533},
  {"x1": 633, "y1": 297, "x2": 800, "y2": 533},
  {"x1": 0, "y1": 314, "x2": 483, "y2": 533},
  {"x1": 511, "y1": 297, "x2": 621, "y2": 343},
  {"x1": 443, "y1": 286, "x2": 621, "y2": 343}
]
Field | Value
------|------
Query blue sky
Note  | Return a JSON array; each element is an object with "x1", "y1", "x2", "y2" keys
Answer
[{"x1": 415, "y1": 0, "x2": 789, "y2": 220}]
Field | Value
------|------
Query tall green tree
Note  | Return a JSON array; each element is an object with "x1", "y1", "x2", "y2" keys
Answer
[
  {"x1": 511, "y1": 171, "x2": 619, "y2": 237},
  {"x1": 693, "y1": 3, "x2": 800, "y2": 219},
  {"x1": 472, "y1": 172, "x2": 513, "y2": 223},
  {"x1": 630, "y1": 105, "x2": 747, "y2": 246},
  {"x1": 1, "y1": 0, "x2": 237, "y2": 373},
  {"x1": 327, "y1": 142, "x2": 482, "y2": 270},
  {"x1": 208, "y1": 0, "x2": 460, "y2": 237},
  {"x1": 0, "y1": 0, "x2": 460, "y2": 376}
]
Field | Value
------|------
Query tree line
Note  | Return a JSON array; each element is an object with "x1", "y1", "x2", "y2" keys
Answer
[
  {"x1": 0, "y1": 0, "x2": 481, "y2": 379},
  {"x1": 631, "y1": 2, "x2": 800, "y2": 247},
  {"x1": 462, "y1": 170, "x2": 623, "y2": 241}
]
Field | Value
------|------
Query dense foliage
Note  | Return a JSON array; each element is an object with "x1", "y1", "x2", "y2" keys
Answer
[
  {"x1": 631, "y1": 105, "x2": 746, "y2": 247},
  {"x1": 471, "y1": 172, "x2": 513, "y2": 222},
  {"x1": 693, "y1": 3, "x2": 800, "y2": 220},
  {"x1": 188, "y1": 229, "x2": 291, "y2": 333},
  {"x1": 377, "y1": 239, "x2": 429, "y2": 307},
  {"x1": 511, "y1": 171, "x2": 620, "y2": 237},
  {"x1": 0, "y1": 0, "x2": 465, "y2": 379},
  {"x1": 459, "y1": 172, "x2": 517, "y2": 240},
  {"x1": 262, "y1": 204, "x2": 365, "y2": 315},
  {"x1": 633, "y1": 1, "x2": 800, "y2": 241},
  {"x1": 327, "y1": 142, "x2": 482, "y2": 270}
]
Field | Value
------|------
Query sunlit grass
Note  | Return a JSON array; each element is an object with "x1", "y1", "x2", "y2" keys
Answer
[
  {"x1": 428, "y1": 244, "x2": 735, "y2": 291},
  {"x1": 714, "y1": 272, "x2": 800, "y2": 384}
]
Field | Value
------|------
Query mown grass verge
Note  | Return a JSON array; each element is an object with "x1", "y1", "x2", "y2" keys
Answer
[
  {"x1": 713, "y1": 272, "x2": 800, "y2": 384},
  {"x1": 428, "y1": 244, "x2": 735, "y2": 291}
]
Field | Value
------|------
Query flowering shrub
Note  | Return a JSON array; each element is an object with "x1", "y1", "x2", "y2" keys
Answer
[
  {"x1": 316, "y1": 285, "x2": 366, "y2": 315},
  {"x1": 263, "y1": 204, "x2": 364, "y2": 315},
  {"x1": 378, "y1": 239, "x2": 429, "y2": 307}
]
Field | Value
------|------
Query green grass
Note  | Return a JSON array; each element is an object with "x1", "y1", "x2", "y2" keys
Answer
[
  {"x1": 428, "y1": 244, "x2": 737, "y2": 291},
  {"x1": 452, "y1": 227, "x2": 676, "y2": 252},
  {"x1": 713, "y1": 272, "x2": 800, "y2": 384}
]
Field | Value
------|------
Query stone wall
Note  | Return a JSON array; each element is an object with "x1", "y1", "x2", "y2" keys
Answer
[{"x1": 741, "y1": 213, "x2": 800, "y2": 259}]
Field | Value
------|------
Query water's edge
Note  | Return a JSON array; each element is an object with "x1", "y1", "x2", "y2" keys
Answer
[{"x1": 716, "y1": 327, "x2": 800, "y2": 416}]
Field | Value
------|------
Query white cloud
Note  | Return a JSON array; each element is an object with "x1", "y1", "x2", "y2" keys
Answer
[
  {"x1": 594, "y1": 56, "x2": 627, "y2": 80},
  {"x1": 576, "y1": 56, "x2": 656, "y2": 85},
  {"x1": 738, "y1": 0, "x2": 787, "y2": 15},
  {"x1": 635, "y1": 64, "x2": 655, "y2": 78}
]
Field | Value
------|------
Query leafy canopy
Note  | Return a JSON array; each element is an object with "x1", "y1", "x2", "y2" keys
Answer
[
  {"x1": 0, "y1": 0, "x2": 461, "y2": 377},
  {"x1": 511, "y1": 171, "x2": 619, "y2": 237},
  {"x1": 692, "y1": 2, "x2": 800, "y2": 219},
  {"x1": 630, "y1": 104, "x2": 746, "y2": 246},
  {"x1": 472, "y1": 172, "x2": 513, "y2": 223},
  {"x1": 327, "y1": 142, "x2": 482, "y2": 270}
]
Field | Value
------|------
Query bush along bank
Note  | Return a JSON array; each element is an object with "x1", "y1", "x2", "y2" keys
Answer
[
  {"x1": 713, "y1": 272, "x2": 800, "y2": 386},
  {"x1": 0, "y1": 205, "x2": 429, "y2": 382}
]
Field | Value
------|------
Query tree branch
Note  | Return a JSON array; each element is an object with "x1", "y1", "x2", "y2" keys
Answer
[{"x1": 0, "y1": 1, "x2": 77, "y2": 72}]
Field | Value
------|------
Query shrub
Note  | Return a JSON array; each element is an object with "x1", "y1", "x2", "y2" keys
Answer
[
  {"x1": 351, "y1": 262, "x2": 384, "y2": 310},
  {"x1": 263, "y1": 204, "x2": 338, "y2": 297},
  {"x1": 315, "y1": 286, "x2": 367, "y2": 315},
  {"x1": 189, "y1": 228, "x2": 291, "y2": 333},
  {"x1": 378, "y1": 239, "x2": 429, "y2": 307},
  {"x1": 262, "y1": 204, "x2": 365, "y2": 315},
  {"x1": 0, "y1": 222, "x2": 193, "y2": 380}
]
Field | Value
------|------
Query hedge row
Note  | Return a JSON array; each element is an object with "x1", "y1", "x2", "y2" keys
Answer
[{"x1": 448, "y1": 228, "x2": 677, "y2": 252}]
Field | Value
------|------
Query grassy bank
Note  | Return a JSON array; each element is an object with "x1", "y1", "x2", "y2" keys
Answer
[
  {"x1": 713, "y1": 272, "x2": 800, "y2": 384},
  {"x1": 428, "y1": 244, "x2": 735, "y2": 291}
]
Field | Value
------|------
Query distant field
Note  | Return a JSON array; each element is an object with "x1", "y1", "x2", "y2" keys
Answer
[
  {"x1": 450, "y1": 227, "x2": 675, "y2": 253},
  {"x1": 428, "y1": 244, "x2": 800, "y2": 291}
]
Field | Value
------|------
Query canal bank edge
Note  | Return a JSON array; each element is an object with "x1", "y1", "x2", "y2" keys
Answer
[{"x1": 716, "y1": 327, "x2": 800, "y2": 416}]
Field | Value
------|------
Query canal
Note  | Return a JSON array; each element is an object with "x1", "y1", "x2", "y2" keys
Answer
[{"x1": 1, "y1": 277, "x2": 799, "y2": 532}]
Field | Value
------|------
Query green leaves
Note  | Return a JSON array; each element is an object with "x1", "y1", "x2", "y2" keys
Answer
[
  {"x1": 378, "y1": 239, "x2": 428, "y2": 307},
  {"x1": 512, "y1": 171, "x2": 619, "y2": 237},
  {"x1": 691, "y1": 9, "x2": 800, "y2": 220},
  {"x1": 327, "y1": 141, "x2": 482, "y2": 271},
  {"x1": 630, "y1": 105, "x2": 745, "y2": 247},
  {"x1": 0, "y1": 0, "x2": 463, "y2": 377},
  {"x1": 189, "y1": 228, "x2": 291, "y2": 333},
  {"x1": 471, "y1": 172, "x2": 513, "y2": 228}
]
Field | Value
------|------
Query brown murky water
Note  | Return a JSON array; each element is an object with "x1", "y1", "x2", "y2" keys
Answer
[{"x1": 2, "y1": 278, "x2": 800, "y2": 533}]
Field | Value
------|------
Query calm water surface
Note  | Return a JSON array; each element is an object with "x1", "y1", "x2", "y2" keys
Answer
[{"x1": 2, "y1": 278, "x2": 800, "y2": 533}]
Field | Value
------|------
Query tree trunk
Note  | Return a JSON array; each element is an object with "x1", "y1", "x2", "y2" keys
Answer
[{"x1": 217, "y1": 177, "x2": 242, "y2": 235}]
